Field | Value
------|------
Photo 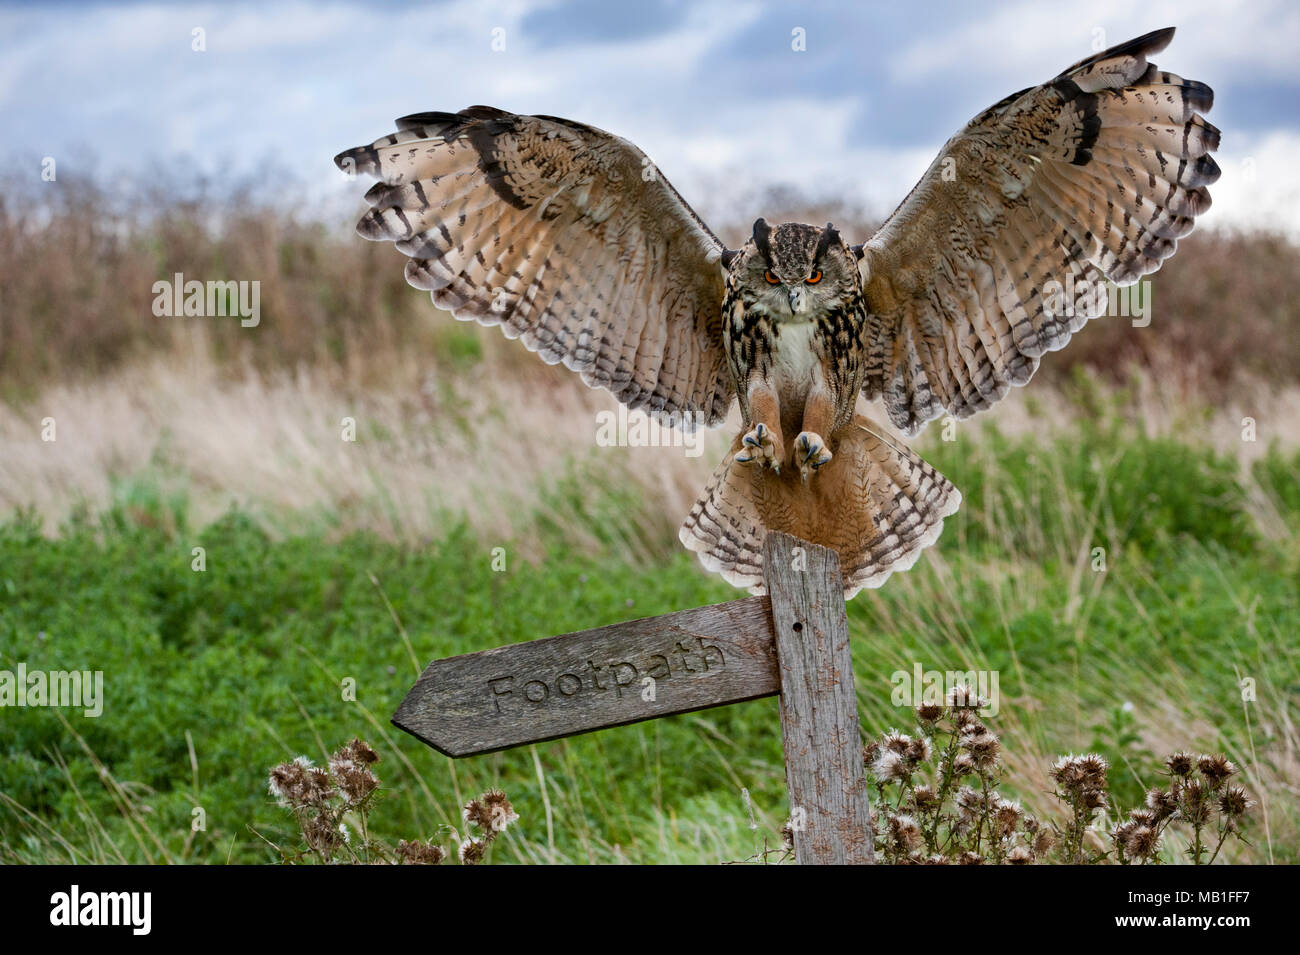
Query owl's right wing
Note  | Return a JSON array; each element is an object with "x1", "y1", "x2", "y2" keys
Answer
[
  {"x1": 335, "y1": 106, "x2": 733, "y2": 427},
  {"x1": 857, "y1": 27, "x2": 1219, "y2": 436}
]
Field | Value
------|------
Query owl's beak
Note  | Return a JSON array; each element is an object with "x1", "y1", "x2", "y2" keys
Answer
[{"x1": 788, "y1": 287, "x2": 804, "y2": 314}]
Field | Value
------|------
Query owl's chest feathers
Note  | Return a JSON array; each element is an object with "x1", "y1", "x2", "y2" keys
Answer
[
  {"x1": 766, "y1": 320, "x2": 826, "y2": 437},
  {"x1": 726, "y1": 298, "x2": 826, "y2": 428},
  {"x1": 769, "y1": 320, "x2": 820, "y2": 400}
]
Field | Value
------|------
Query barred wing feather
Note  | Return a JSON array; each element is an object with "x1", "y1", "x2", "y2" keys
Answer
[
  {"x1": 335, "y1": 106, "x2": 734, "y2": 427},
  {"x1": 860, "y1": 27, "x2": 1220, "y2": 436}
]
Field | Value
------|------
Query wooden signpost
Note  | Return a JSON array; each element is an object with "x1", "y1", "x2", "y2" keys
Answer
[{"x1": 393, "y1": 532, "x2": 874, "y2": 864}]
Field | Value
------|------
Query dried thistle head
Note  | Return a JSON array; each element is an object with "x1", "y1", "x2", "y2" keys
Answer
[
  {"x1": 396, "y1": 839, "x2": 445, "y2": 865},
  {"x1": 958, "y1": 851, "x2": 985, "y2": 865},
  {"x1": 955, "y1": 785, "x2": 988, "y2": 819},
  {"x1": 457, "y1": 837, "x2": 487, "y2": 865},
  {"x1": 462, "y1": 798, "x2": 491, "y2": 830},
  {"x1": 331, "y1": 754, "x2": 379, "y2": 807},
  {"x1": 916, "y1": 701, "x2": 944, "y2": 724},
  {"x1": 1128, "y1": 825, "x2": 1160, "y2": 860},
  {"x1": 1081, "y1": 788, "x2": 1107, "y2": 810},
  {"x1": 1050, "y1": 754, "x2": 1108, "y2": 794},
  {"x1": 1006, "y1": 845, "x2": 1033, "y2": 864},
  {"x1": 903, "y1": 736, "x2": 933, "y2": 766},
  {"x1": 1114, "y1": 817, "x2": 1161, "y2": 861},
  {"x1": 872, "y1": 749, "x2": 910, "y2": 784},
  {"x1": 267, "y1": 760, "x2": 301, "y2": 808},
  {"x1": 881, "y1": 730, "x2": 913, "y2": 754},
  {"x1": 1181, "y1": 778, "x2": 1208, "y2": 807},
  {"x1": 482, "y1": 790, "x2": 520, "y2": 833},
  {"x1": 268, "y1": 756, "x2": 335, "y2": 809},
  {"x1": 333, "y1": 738, "x2": 378, "y2": 767},
  {"x1": 1217, "y1": 785, "x2": 1252, "y2": 818},
  {"x1": 1166, "y1": 752, "x2": 1194, "y2": 776},
  {"x1": 885, "y1": 814, "x2": 923, "y2": 853},
  {"x1": 1077, "y1": 754, "x2": 1108, "y2": 785},
  {"x1": 464, "y1": 790, "x2": 519, "y2": 836},
  {"x1": 962, "y1": 727, "x2": 1001, "y2": 769},
  {"x1": 1128, "y1": 808, "x2": 1156, "y2": 827},
  {"x1": 993, "y1": 799, "x2": 1023, "y2": 838},
  {"x1": 1196, "y1": 754, "x2": 1235, "y2": 787},
  {"x1": 1145, "y1": 788, "x2": 1178, "y2": 822},
  {"x1": 1031, "y1": 827, "x2": 1055, "y2": 857}
]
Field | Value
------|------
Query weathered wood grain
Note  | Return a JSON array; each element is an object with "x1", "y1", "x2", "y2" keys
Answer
[
  {"x1": 764, "y1": 531, "x2": 874, "y2": 864},
  {"x1": 392, "y1": 595, "x2": 779, "y2": 757}
]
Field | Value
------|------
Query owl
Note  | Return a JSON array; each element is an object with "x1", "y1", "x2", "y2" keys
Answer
[{"x1": 335, "y1": 27, "x2": 1218, "y2": 597}]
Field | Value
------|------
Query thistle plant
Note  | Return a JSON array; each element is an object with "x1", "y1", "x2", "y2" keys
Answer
[
  {"x1": 861, "y1": 688, "x2": 1252, "y2": 865},
  {"x1": 1109, "y1": 752, "x2": 1252, "y2": 865},
  {"x1": 866, "y1": 686, "x2": 1053, "y2": 864},
  {"x1": 1050, "y1": 754, "x2": 1109, "y2": 863},
  {"x1": 264, "y1": 738, "x2": 517, "y2": 864},
  {"x1": 456, "y1": 789, "x2": 521, "y2": 864}
]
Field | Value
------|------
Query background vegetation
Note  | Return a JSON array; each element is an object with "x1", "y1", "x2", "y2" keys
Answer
[{"x1": 1, "y1": 176, "x2": 1297, "y2": 863}]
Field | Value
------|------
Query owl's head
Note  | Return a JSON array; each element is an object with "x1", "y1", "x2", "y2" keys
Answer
[{"x1": 722, "y1": 219, "x2": 863, "y2": 321}]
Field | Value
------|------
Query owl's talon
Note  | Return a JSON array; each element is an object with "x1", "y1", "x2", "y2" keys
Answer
[
  {"x1": 794, "y1": 431, "x2": 833, "y2": 482},
  {"x1": 736, "y1": 422, "x2": 782, "y2": 471}
]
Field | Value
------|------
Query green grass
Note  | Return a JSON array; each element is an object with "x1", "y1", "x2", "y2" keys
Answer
[{"x1": 1, "y1": 424, "x2": 1297, "y2": 864}]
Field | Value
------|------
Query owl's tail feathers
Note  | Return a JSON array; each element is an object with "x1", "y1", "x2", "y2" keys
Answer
[{"x1": 679, "y1": 414, "x2": 960, "y2": 599}]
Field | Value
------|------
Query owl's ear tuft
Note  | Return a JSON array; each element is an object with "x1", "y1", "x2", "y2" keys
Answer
[
  {"x1": 751, "y1": 218, "x2": 773, "y2": 262},
  {"x1": 720, "y1": 248, "x2": 742, "y2": 269},
  {"x1": 813, "y1": 222, "x2": 842, "y2": 262}
]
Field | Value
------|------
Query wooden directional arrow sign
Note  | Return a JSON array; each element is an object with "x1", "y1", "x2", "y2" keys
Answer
[
  {"x1": 393, "y1": 595, "x2": 781, "y2": 757},
  {"x1": 392, "y1": 533, "x2": 874, "y2": 864}
]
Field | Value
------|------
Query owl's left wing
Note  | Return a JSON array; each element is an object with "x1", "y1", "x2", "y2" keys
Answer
[
  {"x1": 858, "y1": 27, "x2": 1219, "y2": 436},
  {"x1": 335, "y1": 107, "x2": 733, "y2": 427}
]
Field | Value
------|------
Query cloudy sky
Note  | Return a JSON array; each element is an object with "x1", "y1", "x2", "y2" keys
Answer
[{"x1": 4, "y1": 0, "x2": 1298, "y2": 234}]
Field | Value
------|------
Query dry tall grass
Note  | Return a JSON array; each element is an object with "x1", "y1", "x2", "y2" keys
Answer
[
  {"x1": 4, "y1": 172, "x2": 1298, "y2": 545},
  {"x1": 5, "y1": 325, "x2": 1296, "y2": 554}
]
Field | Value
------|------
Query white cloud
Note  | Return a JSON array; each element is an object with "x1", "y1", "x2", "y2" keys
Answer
[
  {"x1": 890, "y1": 0, "x2": 1300, "y2": 85},
  {"x1": 1202, "y1": 129, "x2": 1300, "y2": 236},
  {"x1": 3, "y1": 0, "x2": 1297, "y2": 239}
]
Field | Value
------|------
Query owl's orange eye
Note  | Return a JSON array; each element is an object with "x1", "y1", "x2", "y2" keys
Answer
[
  {"x1": 763, "y1": 270, "x2": 780, "y2": 285},
  {"x1": 806, "y1": 270, "x2": 823, "y2": 284}
]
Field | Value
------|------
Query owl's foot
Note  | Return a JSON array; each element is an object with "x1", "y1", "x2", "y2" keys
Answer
[
  {"x1": 793, "y1": 431, "x2": 833, "y2": 483},
  {"x1": 735, "y1": 422, "x2": 782, "y2": 474}
]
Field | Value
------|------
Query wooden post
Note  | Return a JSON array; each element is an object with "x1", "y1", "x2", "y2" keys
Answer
[
  {"x1": 763, "y1": 532, "x2": 874, "y2": 864},
  {"x1": 392, "y1": 533, "x2": 874, "y2": 864}
]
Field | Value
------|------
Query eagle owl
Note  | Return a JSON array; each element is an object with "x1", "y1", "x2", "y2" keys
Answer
[{"x1": 336, "y1": 27, "x2": 1218, "y2": 597}]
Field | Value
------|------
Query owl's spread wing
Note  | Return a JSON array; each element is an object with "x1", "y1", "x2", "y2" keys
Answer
[
  {"x1": 858, "y1": 27, "x2": 1219, "y2": 436},
  {"x1": 335, "y1": 106, "x2": 733, "y2": 426}
]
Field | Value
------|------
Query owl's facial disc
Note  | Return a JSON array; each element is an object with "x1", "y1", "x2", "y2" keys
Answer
[{"x1": 742, "y1": 220, "x2": 851, "y2": 322}]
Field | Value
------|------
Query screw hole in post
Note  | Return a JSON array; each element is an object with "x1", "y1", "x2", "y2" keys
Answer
[{"x1": 792, "y1": 622, "x2": 803, "y2": 633}]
